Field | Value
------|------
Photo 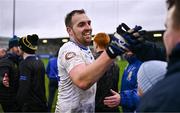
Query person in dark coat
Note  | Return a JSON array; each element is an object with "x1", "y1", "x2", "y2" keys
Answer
[
  {"x1": 16, "y1": 34, "x2": 48, "y2": 112},
  {"x1": 136, "y1": 0, "x2": 180, "y2": 112},
  {"x1": 0, "y1": 36, "x2": 21, "y2": 112},
  {"x1": 93, "y1": 32, "x2": 120, "y2": 113}
]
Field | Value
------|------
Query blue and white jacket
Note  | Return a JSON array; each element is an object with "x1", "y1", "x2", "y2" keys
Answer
[{"x1": 120, "y1": 56, "x2": 142, "y2": 112}]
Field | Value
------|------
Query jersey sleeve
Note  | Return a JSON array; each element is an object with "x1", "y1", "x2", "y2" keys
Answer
[{"x1": 59, "y1": 44, "x2": 85, "y2": 73}]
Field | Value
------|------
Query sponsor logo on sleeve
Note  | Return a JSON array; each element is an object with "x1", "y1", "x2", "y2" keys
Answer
[{"x1": 65, "y1": 52, "x2": 76, "y2": 60}]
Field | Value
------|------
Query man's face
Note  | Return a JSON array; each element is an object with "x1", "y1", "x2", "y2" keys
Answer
[
  {"x1": 19, "y1": 48, "x2": 24, "y2": 57},
  {"x1": 67, "y1": 13, "x2": 92, "y2": 46},
  {"x1": 122, "y1": 51, "x2": 133, "y2": 60},
  {"x1": 163, "y1": 6, "x2": 179, "y2": 56},
  {"x1": 0, "y1": 48, "x2": 6, "y2": 58},
  {"x1": 11, "y1": 46, "x2": 21, "y2": 56}
]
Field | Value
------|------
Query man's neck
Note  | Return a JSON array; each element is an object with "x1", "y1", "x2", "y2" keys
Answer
[
  {"x1": 23, "y1": 53, "x2": 35, "y2": 59},
  {"x1": 70, "y1": 37, "x2": 89, "y2": 50},
  {"x1": 96, "y1": 48, "x2": 105, "y2": 53}
]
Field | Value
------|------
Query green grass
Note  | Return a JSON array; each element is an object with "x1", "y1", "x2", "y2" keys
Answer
[
  {"x1": 42, "y1": 58, "x2": 58, "y2": 113},
  {"x1": 42, "y1": 58, "x2": 49, "y2": 98},
  {"x1": 117, "y1": 59, "x2": 128, "y2": 113},
  {"x1": 0, "y1": 105, "x2": 2, "y2": 113},
  {"x1": 117, "y1": 59, "x2": 128, "y2": 90}
]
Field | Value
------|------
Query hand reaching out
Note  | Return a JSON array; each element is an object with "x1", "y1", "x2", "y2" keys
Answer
[{"x1": 103, "y1": 89, "x2": 120, "y2": 108}]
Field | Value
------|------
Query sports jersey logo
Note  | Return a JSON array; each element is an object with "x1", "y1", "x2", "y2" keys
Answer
[
  {"x1": 65, "y1": 52, "x2": 76, "y2": 60},
  {"x1": 127, "y1": 71, "x2": 132, "y2": 81}
]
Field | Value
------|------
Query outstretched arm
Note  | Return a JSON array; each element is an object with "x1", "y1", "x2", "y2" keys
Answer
[
  {"x1": 115, "y1": 23, "x2": 166, "y2": 61},
  {"x1": 131, "y1": 41, "x2": 166, "y2": 61}
]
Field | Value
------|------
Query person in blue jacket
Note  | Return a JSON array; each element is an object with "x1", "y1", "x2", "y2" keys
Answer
[
  {"x1": 46, "y1": 50, "x2": 59, "y2": 112},
  {"x1": 104, "y1": 50, "x2": 142, "y2": 112}
]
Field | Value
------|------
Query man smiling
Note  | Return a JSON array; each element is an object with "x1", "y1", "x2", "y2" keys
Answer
[{"x1": 55, "y1": 9, "x2": 128, "y2": 113}]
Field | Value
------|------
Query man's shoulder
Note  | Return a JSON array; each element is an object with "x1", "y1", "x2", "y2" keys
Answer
[
  {"x1": 0, "y1": 57, "x2": 14, "y2": 66},
  {"x1": 61, "y1": 42, "x2": 76, "y2": 48},
  {"x1": 139, "y1": 74, "x2": 180, "y2": 102},
  {"x1": 138, "y1": 75, "x2": 180, "y2": 112},
  {"x1": 142, "y1": 76, "x2": 173, "y2": 98},
  {"x1": 59, "y1": 42, "x2": 80, "y2": 53}
]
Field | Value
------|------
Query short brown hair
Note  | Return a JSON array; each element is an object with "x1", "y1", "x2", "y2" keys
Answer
[
  {"x1": 65, "y1": 9, "x2": 85, "y2": 27},
  {"x1": 166, "y1": 0, "x2": 175, "y2": 9},
  {"x1": 93, "y1": 32, "x2": 110, "y2": 49}
]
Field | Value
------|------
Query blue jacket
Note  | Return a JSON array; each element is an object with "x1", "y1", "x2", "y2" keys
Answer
[
  {"x1": 120, "y1": 56, "x2": 142, "y2": 112},
  {"x1": 46, "y1": 57, "x2": 59, "y2": 80}
]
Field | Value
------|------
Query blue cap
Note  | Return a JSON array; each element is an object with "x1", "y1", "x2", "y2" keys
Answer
[{"x1": 8, "y1": 35, "x2": 19, "y2": 49}]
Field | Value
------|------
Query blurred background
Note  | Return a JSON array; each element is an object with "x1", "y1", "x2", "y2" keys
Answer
[{"x1": 0, "y1": 0, "x2": 166, "y2": 52}]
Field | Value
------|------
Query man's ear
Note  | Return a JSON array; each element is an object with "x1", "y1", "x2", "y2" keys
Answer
[{"x1": 67, "y1": 27, "x2": 72, "y2": 36}]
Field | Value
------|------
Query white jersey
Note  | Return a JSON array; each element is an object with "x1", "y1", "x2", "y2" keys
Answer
[{"x1": 55, "y1": 41, "x2": 96, "y2": 113}]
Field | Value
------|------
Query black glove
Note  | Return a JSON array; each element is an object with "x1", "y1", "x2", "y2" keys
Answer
[
  {"x1": 106, "y1": 23, "x2": 146, "y2": 59},
  {"x1": 106, "y1": 35, "x2": 128, "y2": 59},
  {"x1": 116, "y1": 23, "x2": 146, "y2": 45}
]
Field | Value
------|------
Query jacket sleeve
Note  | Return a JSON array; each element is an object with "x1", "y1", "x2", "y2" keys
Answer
[
  {"x1": 131, "y1": 41, "x2": 166, "y2": 61},
  {"x1": 120, "y1": 89, "x2": 140, "y2": 111}
]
